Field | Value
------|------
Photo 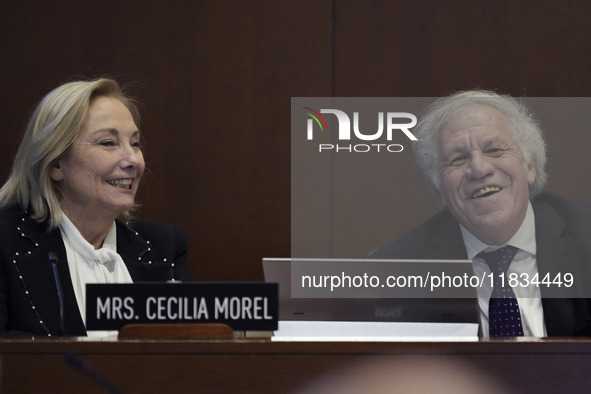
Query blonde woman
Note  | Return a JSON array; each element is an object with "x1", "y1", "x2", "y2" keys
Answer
[{"x1": 0, "y1": 78, "x2": 191, "y2": 337}]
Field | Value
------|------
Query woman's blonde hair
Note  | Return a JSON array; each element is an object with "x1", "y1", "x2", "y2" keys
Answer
[{"x1": 0, "y1": 78, "x2": 140, "y2": 228}]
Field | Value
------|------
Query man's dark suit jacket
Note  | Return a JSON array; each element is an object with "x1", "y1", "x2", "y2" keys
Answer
[
  {"x1": 0, "y1": 204, "x2": 192, "y2": 337},
  {"x1": 368, "y1": 192, "x2": 591, "y2": 337}
]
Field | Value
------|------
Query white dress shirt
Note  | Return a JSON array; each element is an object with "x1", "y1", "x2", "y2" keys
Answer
[{"x1": 461, "y1": 202, "x2": 547, "y2": 337}]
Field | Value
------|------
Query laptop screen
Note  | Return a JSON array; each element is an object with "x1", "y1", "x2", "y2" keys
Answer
[{"x1": 263, "y1": 257, "x2": 479, "y2": 324}]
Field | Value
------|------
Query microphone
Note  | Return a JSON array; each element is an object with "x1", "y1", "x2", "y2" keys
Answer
[{"x1": 49, "y1": 252, "x2": 65, "y2": 336}]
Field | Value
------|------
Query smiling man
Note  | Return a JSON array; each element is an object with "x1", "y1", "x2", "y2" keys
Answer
[
  {"x1": 369, "y1": 91, "x2": 591, "y2": 338},
  {"x1": 437, "y1": 104, "x2": 535, "y2": 246}
]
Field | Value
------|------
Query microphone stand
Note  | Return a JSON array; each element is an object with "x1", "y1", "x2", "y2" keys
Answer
[{"x1": 49, "y1": 252, "x2": 65, "y2": 336}]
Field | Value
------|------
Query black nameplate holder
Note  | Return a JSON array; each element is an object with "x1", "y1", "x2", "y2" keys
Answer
[{"x1": 86, "y1": 282, "x2": 278, "y2": 331}]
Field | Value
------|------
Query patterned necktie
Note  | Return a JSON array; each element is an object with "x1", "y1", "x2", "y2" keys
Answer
[{"x1": 478, "y1": 245, "x2": 524, "y2": 337}]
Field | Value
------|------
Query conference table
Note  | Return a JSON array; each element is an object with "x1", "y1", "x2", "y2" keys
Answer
[{"x1": 1, "y1": 337, "x2": 590, "y2": 393}]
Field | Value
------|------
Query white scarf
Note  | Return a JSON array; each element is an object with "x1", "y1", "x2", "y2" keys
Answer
[{"x1": 59, "y1": 212, "x2": 133, "y2": 334}]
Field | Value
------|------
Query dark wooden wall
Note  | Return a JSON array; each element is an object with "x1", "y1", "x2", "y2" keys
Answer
[{"x1": 1, "y1": 1, "x2": 590, "y2": 280}]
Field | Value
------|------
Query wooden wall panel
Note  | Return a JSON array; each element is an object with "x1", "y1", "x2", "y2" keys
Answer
[
  {"x1": 0, "y1": 1, "x2": 333, "y2": 280},
  {"x1": 334, "y1": 1, "x2": 591, "y2": 96},
  {"x1": 325, "y1": 0, "x2": 591, "y2": 256},
  {"x1": 1, "y1": 0, "x2": 590, "y2": 277}
]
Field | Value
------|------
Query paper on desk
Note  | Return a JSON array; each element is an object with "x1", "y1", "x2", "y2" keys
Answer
[{"x1": 272, "y1": 321, "x2": 479, "y2": 342}]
